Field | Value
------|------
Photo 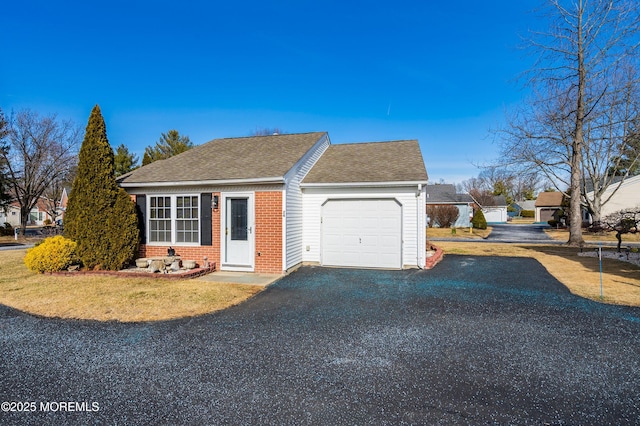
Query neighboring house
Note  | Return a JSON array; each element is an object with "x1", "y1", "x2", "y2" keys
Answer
[
  {"x1": 535, "y1": 192, "x2": 564, "y2": 223},
  {"x1": 584, "y1": 174, "x2": 640, "y2": 222},
  {"x1": 482, "y1": 195, "x2": 508, "y2": 224},
  {"x1": 0, "y1": 204, "x2": 21, "y2": 227},
  {"x1": 425, "y1": 184, "x2": 475, "y2": 227},
  {"x1": 118, "y1": 132, "x2": 429, "y2": 273},
  {"x1": 0, "y1": 189, "x2": 69, "y2": 228},
  {"x1": 0, "y1": 199, "x2": 55, "y2": 227},
  {"x1": 511, "y1": 199, "x2": 536, "y2": 217},
  {"x1": 56, "y1": 187, "x2": 70, "y2": 224}
]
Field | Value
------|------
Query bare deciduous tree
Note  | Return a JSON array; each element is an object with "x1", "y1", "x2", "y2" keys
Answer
[
  {"x1": 426, "y1": 205, "x2": 460, "y2": 228},
  {"x1": 251, "y1": 127, "x2": 285, "y2": 136},
  {"x1": 1, "y1": 110, "x2": 80, "y2": 233},
  {"x1": 0, "y1": 109, "x2": 11, "y2": 209},
  {"x1": 497, "y1": 0, "x2": 640, "y2": 246}
]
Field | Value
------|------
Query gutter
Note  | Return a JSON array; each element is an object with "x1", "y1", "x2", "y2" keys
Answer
[
  {"x1": 300, "y1": 180, "x2": 429, "y2": 189},
  {"x1": 119, "y1": 176, "x2": 286, "y2": 188}
]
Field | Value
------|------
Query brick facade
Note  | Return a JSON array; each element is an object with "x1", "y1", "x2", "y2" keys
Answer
[
  {"x1": 137, "y1": 191, "x2": 283, "y2": 274},
  {"x1": 254, "y1": 191, "x2": 283, "y2": 274}
]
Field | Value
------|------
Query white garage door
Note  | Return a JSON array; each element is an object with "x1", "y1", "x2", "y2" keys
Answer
[{"x1": 321, "y1": 199, "x2": 402, "y2": 269}]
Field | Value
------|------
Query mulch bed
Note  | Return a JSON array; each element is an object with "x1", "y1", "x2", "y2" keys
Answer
[{"x1": 47, "y1": 263, "x2": 217, "y2": 280}]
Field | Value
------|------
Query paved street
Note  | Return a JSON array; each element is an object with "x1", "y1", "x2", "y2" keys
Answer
[{"x1": 485, "y1": 223, "x2": 554, "y2": 242}]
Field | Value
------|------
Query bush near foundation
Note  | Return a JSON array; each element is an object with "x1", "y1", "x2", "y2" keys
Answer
[{"x1": 24, "y1": 235, "x2": 78, "y2": 273}]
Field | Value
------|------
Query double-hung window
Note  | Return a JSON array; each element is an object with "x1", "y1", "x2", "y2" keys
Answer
[
  {"x1": 149, "y1": 195, "x2": 199, "y2": 244},
  {"x1": 176, "y1": 196, "x2": 199, "y2": 243},
  {"x1": 149, "y1": 196, "x2": 172, "y2": 242}
]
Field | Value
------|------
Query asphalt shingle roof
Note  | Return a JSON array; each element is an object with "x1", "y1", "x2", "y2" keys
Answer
[
  {"x1": 302, "y1": 140, "x2": 428, "y2": 184},
  {"x1": 118, "y1": 132, "x2": 327, "y2": 184},
  {"x1": 426, "y1": 184, "x2": 474, "y2": 203},
  {"x1": 535, "y1": 192, "x2": 564, "y2": 207}
]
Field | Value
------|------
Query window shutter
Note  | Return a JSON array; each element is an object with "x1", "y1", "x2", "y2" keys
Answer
[
  {"x1": 200, "y1": 193, "x2": 212, "y2": 246},
  {"x1": 136, "y1": 195, "x2": 146, "y2": 244}
]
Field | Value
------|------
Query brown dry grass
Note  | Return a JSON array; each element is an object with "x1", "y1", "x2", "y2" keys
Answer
[
  {"x1": 426, "y1": 226, "x2": 492, "y2": 239},
  {"x1": 545, "y1": 228, "x2": 640, "y2": 243},
  {"x1": 0, "y1": 249, "x2": 262, "y2": 322},
  {"x1": 435, "y1": 241, "x2": 640, "y2": 306}
]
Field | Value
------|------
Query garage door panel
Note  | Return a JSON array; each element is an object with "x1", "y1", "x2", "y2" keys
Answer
[
  {"x1": 321, "y1": 199, "x2": 401, "y2": 269},
  {"x1": 361, "y1": 217, "x2": 379, "y2": 228}
]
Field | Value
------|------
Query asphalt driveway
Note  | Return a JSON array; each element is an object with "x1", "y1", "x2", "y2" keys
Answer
[{"x1": 1, "y1": 257, "x2": 639, "y2": 425}]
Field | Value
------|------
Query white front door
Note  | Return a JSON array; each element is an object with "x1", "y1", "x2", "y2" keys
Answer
[{"x1": 223, "y1": 194, "x2": 254, "y2": 270}]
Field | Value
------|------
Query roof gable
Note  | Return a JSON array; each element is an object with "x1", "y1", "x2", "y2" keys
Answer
[
  {"x1": 119, "y1": 132, "x2": 327, "y2": 185},
  {"x1": 535, "y1": 192, "x2": 564, "y2": 207},
  {"x1": 302, "y1": 140, "x2": 428, "y2": 184}
]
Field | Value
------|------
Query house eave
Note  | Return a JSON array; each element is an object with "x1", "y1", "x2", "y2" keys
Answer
[
  {"x1": 300, "y1": 180, "x2": 428, "y2": 189},
  {"x1": 119, "y1": 176, "x2": 286, "y2": 188}
]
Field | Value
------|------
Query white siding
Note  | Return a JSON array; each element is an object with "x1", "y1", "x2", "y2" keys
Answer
[
  {"x1": 591, "y1": 175, "x2": 640, "y2": 218},
  {"x1": 302, "y1": 186, "x2": 425, "y2": 269},
  {"x1": 483, "y1": 207, "x2": 508, "y2": 223},
  {"x1": 282, "y1": 134, "x2": 330, "y2": 271}
]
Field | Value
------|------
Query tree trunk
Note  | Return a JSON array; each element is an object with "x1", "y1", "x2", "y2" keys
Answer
[
  {"x1": 19, "y1": 205, "x2": 29, "y2": 236},
  {"x1": 567, "y1": 1, "x2": 585, "y2": 247},
  {"x1": 616, "y1": 231, "x2": 622, "y2": 252},
  {"x1": 590, "y1": 193, "x2": 602, "y2": 225}
]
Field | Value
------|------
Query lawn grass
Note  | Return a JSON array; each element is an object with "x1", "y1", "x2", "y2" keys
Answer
[
  {"x1": 435, "y1": 241, "x2": 640, "y2": 306},
  {"x1": 0, "y1": 249, "x2": 262, "y2": 322},
  {"x1": 426, "y1": 226, "x2": 492, "y2": 239},
  {"x1": 545, "y1": 228, "x2": 640, "y2": 244}
]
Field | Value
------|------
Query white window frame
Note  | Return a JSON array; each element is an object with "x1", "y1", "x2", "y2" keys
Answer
[{"x1": 148, "y1": 194, "x2": 200, "y2": 245}]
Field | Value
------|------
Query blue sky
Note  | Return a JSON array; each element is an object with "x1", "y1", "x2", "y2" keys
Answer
[{"x1": 1, "y1": 1, "x2": 538, "y2": 184}]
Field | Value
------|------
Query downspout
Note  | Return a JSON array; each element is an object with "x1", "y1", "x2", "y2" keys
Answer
[{"x1": 417, "y1": 183, "x2": 424, "y2": 269}]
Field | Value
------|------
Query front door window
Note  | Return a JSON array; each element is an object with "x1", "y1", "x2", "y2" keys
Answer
[
  {"x1": 224, "y1": 196, "x2": 253, "y2": 268},
  {"x1": 230, "y1": 198, "x2": 248, "y2": 241}
]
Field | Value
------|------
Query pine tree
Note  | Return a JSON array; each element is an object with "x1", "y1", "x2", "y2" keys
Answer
[
  {"x1": 65, "y1": 105, "x2": 139, "y2": 270},
  {"x1": 142, "y1": 130, "x2": 193, "y2": 165},
  {"x1": 114, "y1": 143, "x2": 139, "y2": 177}
]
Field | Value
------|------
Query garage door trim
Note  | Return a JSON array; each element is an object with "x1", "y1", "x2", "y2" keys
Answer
[{"x1": 320, "y1": 198, "x2": 403, "y2": 269}]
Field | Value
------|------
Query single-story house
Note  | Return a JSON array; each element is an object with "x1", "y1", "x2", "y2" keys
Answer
[
  {"x1": 584, "y1": 174, "x2": 640, "y2": 221},
  {"x1": 0, "y1": 203, "x2": 21, "y2": 227},
  {"x1": 0, "y1": 197, "x2": 60, "y2": 227},
  {"x1": 425, "y1": 184, "x2": 475, "y2": 227},
  {"x1": 482, "y1": 195, "x2": 508, "y2": 224},
  {"x1": 535, "y1": 192, "x2": 564, "y2": 223},
  {"x1": 118, "y1": 132, "x2": 429, "y2": 273},
  {"x1": 511, "y1": 199, "x2": 536, "y2": 217}
]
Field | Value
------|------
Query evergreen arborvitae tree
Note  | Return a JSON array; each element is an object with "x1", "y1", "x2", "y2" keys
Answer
[
  {"x1": 64, "y1": 105, "x2": 139, "y2": 270},
  {"x1": 471, "y1": 209, "x2": 487, "y2": 230}
]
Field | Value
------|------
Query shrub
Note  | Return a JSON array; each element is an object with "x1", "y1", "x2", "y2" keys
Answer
[
  {"x1": 471, "y1": 209, "x2": 487, "y2": 230},
  {"x1": 0, "y1": 223, "x2": 13, "y2": 236},
  {"x1": 24, "y1": 235, "x2": 78, "y2": 273},
  {"x1": 521, "y1": 210, "x2": 535, "y2": 218},
  {"x1": 426, "y1": 205, "x2": 460, "y2": 228},
  {"x1": 43, "y1": 218, "x2": 52, "y2": 226},
  {"x1": 102, "y1": 189, "x2": 140, "y2": 270}
]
